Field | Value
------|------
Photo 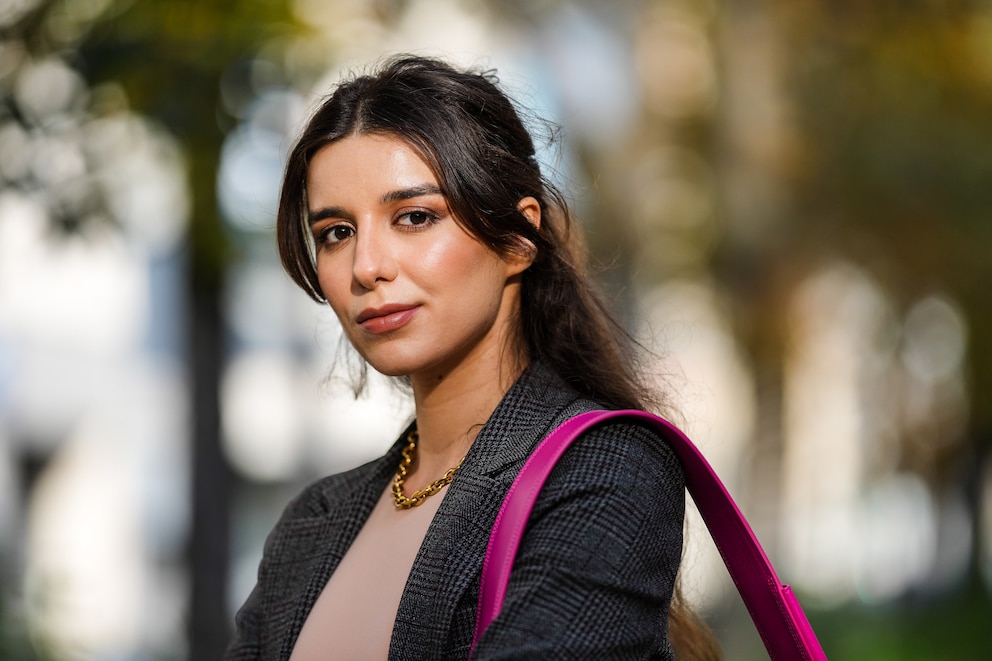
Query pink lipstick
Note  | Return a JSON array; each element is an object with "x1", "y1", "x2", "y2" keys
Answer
[{"x1": 357, "y1": 304, "x2": 420, "y2": 334}]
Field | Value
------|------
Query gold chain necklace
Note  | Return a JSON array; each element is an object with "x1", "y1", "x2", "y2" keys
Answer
[{"x1": 392, "y1": 430, "x2": 464, "y2": 509}]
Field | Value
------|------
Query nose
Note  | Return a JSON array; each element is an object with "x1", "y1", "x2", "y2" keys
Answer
[{"x1": 351, "y1": 224, "x2": 397, "y2": 291}]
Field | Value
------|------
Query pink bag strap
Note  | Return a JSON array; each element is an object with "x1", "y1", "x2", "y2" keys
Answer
[{"x1": 471, "y1": 409, "x2": 827, "y2": 660}]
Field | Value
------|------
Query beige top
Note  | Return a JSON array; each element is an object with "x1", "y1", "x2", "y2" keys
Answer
[{"x1": 288, "y1": 482, "x2": 447, "y2": 661}]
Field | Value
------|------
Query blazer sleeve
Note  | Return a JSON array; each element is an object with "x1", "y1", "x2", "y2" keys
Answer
[
  {"x1": 470, "y1": 421, "x2": 685, "y2": 660},
  {"x1": 225, "y1": 480, "x2": 332, "y2": 661}
]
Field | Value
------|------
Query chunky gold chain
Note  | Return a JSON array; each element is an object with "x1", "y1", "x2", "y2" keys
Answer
[{"x1": 392, "y1": 430, "x2": 465, "y2": 509}]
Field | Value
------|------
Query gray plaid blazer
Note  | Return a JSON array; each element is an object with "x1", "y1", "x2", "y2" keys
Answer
[{"x1": 227, "y1": 362, "x2": 683, "y2": 660}]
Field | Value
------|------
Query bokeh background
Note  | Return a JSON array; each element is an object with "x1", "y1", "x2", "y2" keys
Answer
[{"x1": 2, "y1": 0, "x2": 991, "y2": 659}]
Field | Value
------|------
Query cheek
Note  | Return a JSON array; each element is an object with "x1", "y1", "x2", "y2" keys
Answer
[
  {"x1": 419, "y1": 236, "x2": 463, "y2": 274},
  {"x1": 316, "y1": 257, "x2": 351, "y2": 313},
  {"x1": 419, "y1": 236, "x2": 505, "y2": 294}
]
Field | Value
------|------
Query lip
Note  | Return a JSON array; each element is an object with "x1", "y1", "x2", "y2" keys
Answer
[{"x1": 356, "y1": 304, "x2": 420, "y2": 334}]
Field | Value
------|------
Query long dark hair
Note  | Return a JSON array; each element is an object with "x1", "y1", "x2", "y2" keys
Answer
[
  {"x1": 279, "y1": 55, "x2": 659, "y2": 410},
  {"x1": 277, "y1": 55, "x2": 719, "y2": 658}
]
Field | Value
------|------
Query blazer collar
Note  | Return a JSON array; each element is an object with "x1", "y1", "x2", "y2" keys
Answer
[{"x1": 459, "y1": 361, "x2": 588, "y2": 478}]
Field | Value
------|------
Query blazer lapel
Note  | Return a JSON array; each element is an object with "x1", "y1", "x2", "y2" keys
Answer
[{"x1": 276, "y1": 436, "x2": 407, "y2": 661}]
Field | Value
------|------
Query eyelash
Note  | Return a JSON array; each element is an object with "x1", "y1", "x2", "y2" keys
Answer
[
  {"x1": 398, "y1": 210, "x2": 439, "y2": 227},
  {"x1": 316, "y1": 224, "x2": 354, "y2": 245},
  {"x1": 314, "y1": 209, "x2": 441, "y2": 247}
]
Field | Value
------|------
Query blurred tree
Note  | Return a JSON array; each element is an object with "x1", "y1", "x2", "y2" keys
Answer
[
  {"x1": 691, "y1": 0, "x2": 992, "y2": 467},
  {"x1": 710, "y1": 2, "x2": 992, "y2": 654},
  {"x1": 73, "y1": 2, "x2": 300, "y2": 657},
  {"x1": 2, "y1": 0, "x2": 300, "y2": 657},
  {"x1": 779, "y1": 0, "x2": 992, "y2": 535}
]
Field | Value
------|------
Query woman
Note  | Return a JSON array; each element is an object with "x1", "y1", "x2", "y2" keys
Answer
[{"x1": 228, "y1": 55, "x2": 717, "y2": 660}]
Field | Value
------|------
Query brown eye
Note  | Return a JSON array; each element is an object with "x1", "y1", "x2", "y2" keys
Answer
[
  {"x1": 332, "y1": 226, "x2": 354, "y2": 241},
  {"x1": 319, "y1": 224, "x2": 355, "y2": 244},
  {"x1": 397, "y1": 210, "x2": 438, "y2": 227}
]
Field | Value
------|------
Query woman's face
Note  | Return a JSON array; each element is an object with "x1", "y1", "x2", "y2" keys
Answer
[{"x1": 306, "y1": 133, "x2": 532, "y2": 382}]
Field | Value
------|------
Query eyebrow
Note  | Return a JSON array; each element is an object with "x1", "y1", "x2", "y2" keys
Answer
[
  {"x1": 307, "y1": 206, "x2": 350, "y2": 225},
  {"x1": 381, "y1": 183, "x2": 444, "y2": 204},
  {"x1": 308, "y1": 184, "x2": 445, "y2": 226}
]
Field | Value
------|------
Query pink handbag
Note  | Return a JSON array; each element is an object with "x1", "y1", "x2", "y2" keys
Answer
[{"x1": 471, "y1": 409, "x2": 827, "y2": 660}]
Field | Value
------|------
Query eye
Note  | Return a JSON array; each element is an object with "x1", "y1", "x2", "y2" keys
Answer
[
  {"x1": 317, "y1": 223, "x2": 355, "y2": 245},
  {"x1": 397, "y1": 210, "x2": 437, "y2": 227}
]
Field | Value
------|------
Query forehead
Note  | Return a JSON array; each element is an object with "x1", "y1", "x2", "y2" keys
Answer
[{"x1": 306, "y1": 133, "x2": 439, "y2": 203}]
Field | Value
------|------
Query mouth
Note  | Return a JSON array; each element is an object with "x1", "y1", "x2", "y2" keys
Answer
[{"x1": 356, "y1": 304, "x2": 420, "y2": 334}]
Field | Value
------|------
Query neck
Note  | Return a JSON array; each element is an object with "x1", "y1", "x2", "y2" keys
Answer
[
  {"x1": 399, "y1": 280, "x2": 528, "y2": 490},
  {"x1": 406, "y1": 338, "x2": 526, "y2": 488}
]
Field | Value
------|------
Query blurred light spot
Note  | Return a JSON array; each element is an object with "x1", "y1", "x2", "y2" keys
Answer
[
  {"x1": 782, "y1": 263, "x2": 893, "y2": 601},
  {"x1": 901, "y1": 294, "x2": 967, "y2": 385},
  {"x1": 85, "y1": 114, "x2": 189, "y2": 252},
  {"x1": 636, "y1": 7, "x2": 716, "y2": 119},
  {"x1": 61, "y1": 0, "x2": 113, "y2": 25},
  {"x1": 25, "y1": 419, "x2": 143, "y2": 657},
  {"x1": 15, "y1": 58, "x2": 85, "y2": 120},
  {"x1": 31, "y1": 133, "x2": 87, "y2": 187},
  {"x1": 856, "y1": 474, "x2": 936, "y2": 603},
  {"x1": 0, "y1": 121, "x2": 31, "y2": 181},
  {"x1": 219, "y1": 91, "x2": 303, "y2": 232},
  {"x1": 0, "y1": 191, "x2": 147, "y2": 353},
  {"x1": 308, "y1": 370, "x2": 412, "y2": 472},
  {"x1": 226, "y1": 262, "x2": 301, "y2": 348},
  {"x1": 37, "y1": 0, "x2": 113, "y2": 43},
  {"x1": 0, "y1": 0, "x2": 40, "y2": 27},
  {"x1": 291, "y1": 0, "x2": 368, "y2": 31},
  {"x1": 539, "y1": 4, "x2": 638, "y2": 146},
  {"x1": 379, "y1": 1, "x2": 493, "y2": 65},
  {"x1": 633, "y1": 147, "x2": 714, "y2": 229},
  {"x1": 222, "y1": 352, "x2": 305, "y2": 482}
]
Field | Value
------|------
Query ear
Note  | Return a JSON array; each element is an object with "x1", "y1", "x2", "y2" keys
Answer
[
  {"x1": 504, "y1": 196, "x2": 542, "y2": 277},
  {"x1": 517, "y1": 196, "x2": 541, "y2": 230}
]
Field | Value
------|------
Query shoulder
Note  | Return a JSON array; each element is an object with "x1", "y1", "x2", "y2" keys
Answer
[
  {"x1": 544, "y1": 407, "x2": 686, "y2": 496},
  {"x1": 518, "y1": 409, "x2": 687, "y2": 584},
  {"x1": 475, "y1": 411, "x2": 685, "y2": 657},
  {"x1": 515, "y1": 407, "x2": 687, "y2": 567},
  {"x1": 549, "y1": 400, "x2": 684, "y2": 489}
]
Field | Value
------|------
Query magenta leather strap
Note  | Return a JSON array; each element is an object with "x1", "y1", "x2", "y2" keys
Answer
[{"x1": 471, "y1": 409, "x2": 827, "y2": 660}]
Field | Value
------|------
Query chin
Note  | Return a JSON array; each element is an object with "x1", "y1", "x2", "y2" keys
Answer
[
  {"x1": 361, "y1": 353, "x2": 428, "y2": 379},
  {"x1": 364, "y1": 351, "x2": 455, "y2": 382},
  {"x1": 368, "y1": 363, "x2": 413, "y2": 378}
]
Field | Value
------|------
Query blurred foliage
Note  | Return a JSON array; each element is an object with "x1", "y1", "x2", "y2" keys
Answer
[
  {"x1": 719, "y1": 2, "x2": 992, "y2": 656},
  {"x1": 76, "y1": 0, "x2": 300, "y2": 286},
  {"x1": 776, "y1": 0, "x2": 992, "y2": 440},
  {"x1": 811, "y1": 581, "x2": 992, "y2": 660},
  {"x1": 3, "y1": 0, "x2": 303, "y2": 657},
  {"x1": 73, "y1": 2, "x2": 304, "y2": 657}
]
